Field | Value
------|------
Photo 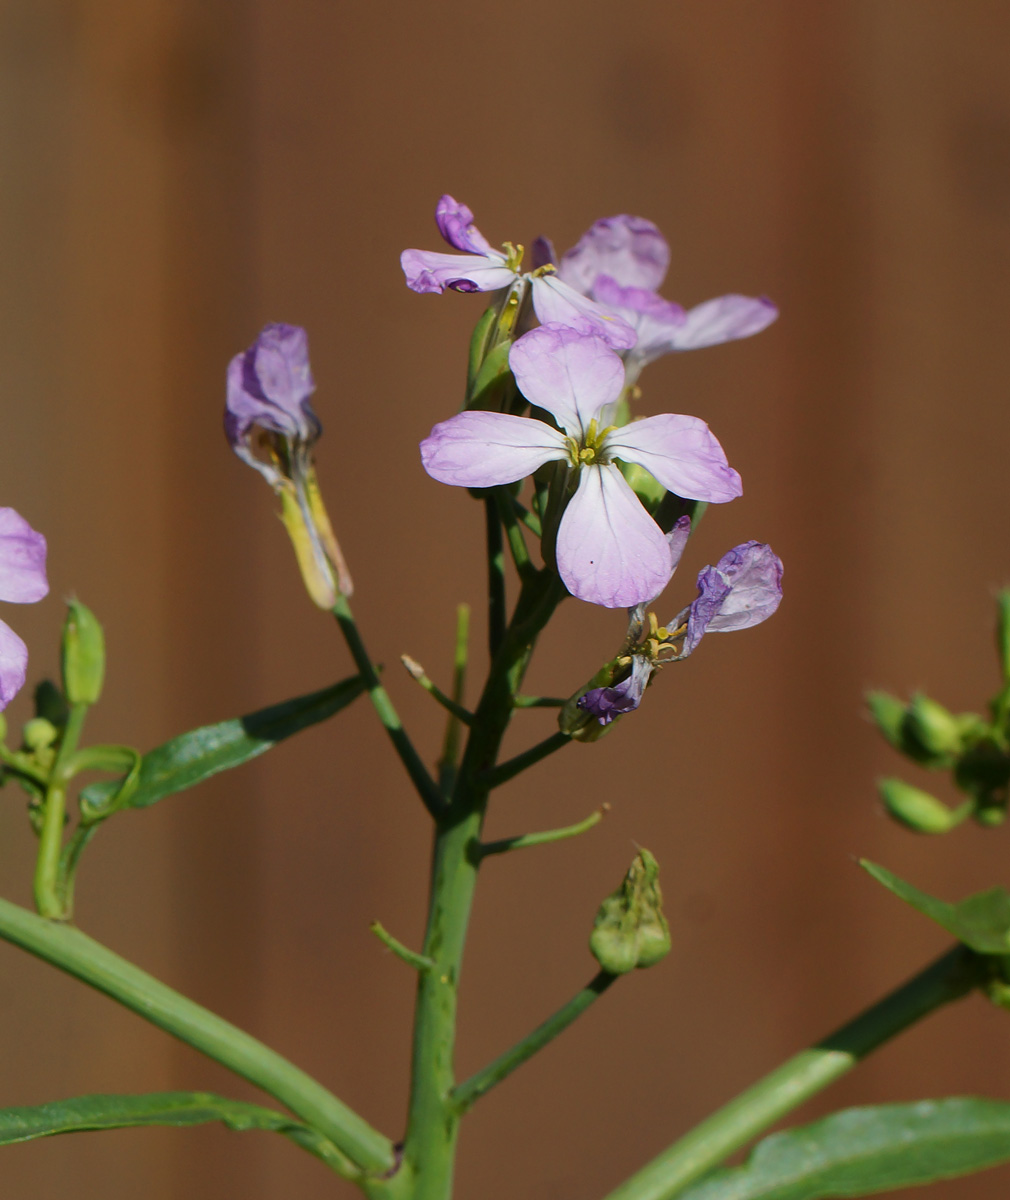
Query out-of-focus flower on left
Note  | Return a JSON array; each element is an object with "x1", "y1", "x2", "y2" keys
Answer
[
  {"x1": 226, "y1": 323, "x2": 352, "y2": 605},
  {"x1": 0, "y1": 509, "x2": 49, "y2": 709}
]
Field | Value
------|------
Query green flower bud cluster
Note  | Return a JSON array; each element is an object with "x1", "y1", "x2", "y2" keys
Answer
[
  {"x1": 868, "y1": 592, "x2": 1010, "y2": 834},
  {"x1": 589, "y1": 849, "x2": 671, "y2": 974}
]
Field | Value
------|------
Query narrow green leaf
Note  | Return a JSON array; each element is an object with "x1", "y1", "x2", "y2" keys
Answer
[
  {"x1": 676, "y1": 1098, "x2": 1010, "y2": 1200},
  {"x1": 79, "y1": 674, "x2": 366, "y2": 811},
  {"x1": 861, "y1": 860, "x2": 1010, "y2": 955}
]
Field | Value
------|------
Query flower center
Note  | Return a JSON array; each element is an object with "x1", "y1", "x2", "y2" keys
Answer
[{"x1": 564, "y1": 418, "x2": 617, "y2": 469}]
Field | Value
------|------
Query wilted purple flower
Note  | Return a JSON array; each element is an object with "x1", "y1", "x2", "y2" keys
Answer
[
  {"x1": 420, "y1": 325, "x2": 741, "y2": 608},
  {"x1": 557, "y1": 214, "x2": 778, "y2": 383},
  {"x1": 400, "y1": 196, "x2": 637, "y2": 351},
  {"x1": 674, "y1": 542, "x2": 784, "y2": 659},
  {"x1": 225, "y1": 323, "x2": 320, "y2": 485},
  {"x1": 0, "y1": 509, "x2": 48, "y2": 709},
  {"x1": 579, "y1": 655, "x2": 654, "y2": 726}
]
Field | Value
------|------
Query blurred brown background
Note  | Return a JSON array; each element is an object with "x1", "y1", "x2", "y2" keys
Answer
[{"x1": 2, "y1": 1, "x2": 1010, "y2": 1197}]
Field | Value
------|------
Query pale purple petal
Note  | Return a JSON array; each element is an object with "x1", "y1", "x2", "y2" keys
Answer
[
  {"x1": 225, "y1": 323, "x2": 320, "y2": 449},
  {"x1": 682, "y1": 566, "x2": 733, "y2": 656},
  {"x1": 0, "y1": 618, "x2": 28, "y2": 709},
  {"x1": 421, "y1": 411, "x2": 566, "y2": 488},
  {"x1": 665, "y1": 295, "x2": 778, "y2": 351},
  {"x1": 435, "y1": 195, "x2": 494, "y2": 255},
  {"x1": 400, "y1": 249, "x2": 516, "y2": 295},
  {"x1": 558, "y1": 215, "x2": 670, "y2": 294},
  {"x1": 509, "y1": 325, "x2": 626, "y2": 437},
  {"x1": 556, "y1": 464, "x2": 674, "y2": 608},
  {"x1": 592, "y1": 276, "x2": 687, "y2": 365},
  {"x1": 605, "y1": 415, "x2": 742, "y2": 504},
  {"x1": 666, "y1": 514, "x2": 692, "y2": 574},
  {"x1": 0, "y1": 509, "x2": 48, "y2": 604},
  {"x1": 578, "y1": 655, "x2": 654, "y2": 725},
  {"x1": 530, "y1": 275, "x2": 637, "y2": 351},
  {"x1": 706, "y1": 542, "x2": 784, "y2": 632}
]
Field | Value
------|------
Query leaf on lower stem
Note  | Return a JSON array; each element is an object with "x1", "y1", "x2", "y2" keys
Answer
[{"x1": 672, "y1": 1097, "x2": 1010, "y2": 1200}]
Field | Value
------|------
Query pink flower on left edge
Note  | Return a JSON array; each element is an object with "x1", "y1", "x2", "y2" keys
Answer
[
  {"x1": 0, "y1": 509, "x2": 48, "y2": 708},
  {"x1": 420, "y1": 325, "x2": 741, "y2": 608},
  {"x1": 400, "y1": 196, "x2": 638, "y2": 351}
]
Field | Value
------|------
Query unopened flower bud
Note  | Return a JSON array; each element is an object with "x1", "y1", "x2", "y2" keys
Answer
[
  {"x1": 61, "y1": 599, "x2": 105, "y2": 706},
  {"x1": 878, "y1": 777, "x2": 959, "y2": 834},
  {"x1": 589, "y1": 849, "x2": 671, "y2": 974},
  {"x1": 866, "y1": 691, "x2": 908, "y2": 750},
  {"x1": 22, "y1": 717, "x2": 57, "y2": 753},
  {"x1": 904, "y1": 693, "x2": 964, "y2": 759}
]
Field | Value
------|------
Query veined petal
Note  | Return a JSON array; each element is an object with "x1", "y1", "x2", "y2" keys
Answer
[
  {"x1": 530, "y1": 275, "x2": 637, "y2": 350},
  {"x1": 421, "y1": 411, "x2": 566, "y2": 488},
  {"x1": 400, "y1": 249, "x2": 516, "y2": 295},
  {"x1": 605, "y1": 414, "x2": 742, "y2": 504},
  {"x1": 225, "y1": 323, "x2": 320, "y2": 447},
  {"x1": 558, "y1": 215, "x2": 669, "y2": 294},
  {"x1": 0, "y1": 508, "x2": 48, "y2": 603},
  {"x1": 706, "y1": 542, "x2": 783, "y2": 632},
  {"x1": 556, "y1": 464, "x2": 674, "y2": 608},
  {"x1": 509, "y1": 325, "x2": 625, "y2": 437},
  {"x1": 682, "y1": 565, "x2": 733, "y2": 656},
  {"x1": 666, "y1": 295, "x2": 778, "y2": 350},
  {"x1": 0, "y1": 618, "x2": 28, "y2": 708},
  {"x1": 435, "y1": 195, "x2": 494, "y2": 255},
  {"x1": 592, "y1": 276, "x2": 687, "y2": 366}
]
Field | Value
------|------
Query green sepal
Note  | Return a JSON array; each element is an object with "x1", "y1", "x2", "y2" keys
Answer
[
  {"x1": 903, "y1": 693, "x2": 965, "y2": 758},
  {"x1": 79, "y1": 673, "x2": 367, "y2": 813},
  {"x1": 60, "y1": 600, "x2": 106, "y2": 706},
  {"x1": 861, "y1": 859, "x2": 1010, "y2": 955},
  {"x1": 0, "y1": 1091, "x2": 350, "y2": 1174},
  {"x1": 674, "y1": 1097, "x2": 1010, "y2": 1200},
  {"x1": 559, "y1": 656, "x2": 623, "y2": 742},
  {"x1": 877, "y1": 777, "x2": 968, "y2": 834},
  {"x1": 590, "y1": 849, "x2": 671, "y2": 974},
  {"x1": 466, "y1": 305, "x2": 498, "y2": 396},
  {"x1": 619, "y1": 461, "x2": 666, "y2": 514},
  {"x1": 467, "y1": 340, "x2": 515, "y2": 411}
]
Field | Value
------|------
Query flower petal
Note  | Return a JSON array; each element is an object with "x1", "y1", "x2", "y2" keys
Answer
[
  {"x1": 556, "y1": 464, "x2": 674, "y2": 608},
  {"x1": 666, "y1": 295, "x2": 778, "y2": 350},
  {"x1": 558, "y1": 215, "x2": 670, "y2": 294},
  {"x1": 225, "y1": 323, "x2": 320, "y2": 447},
  {"x1": 0, "y1": 508, "x2": 48, "y2": 603},
  {"x1": 421, "y1": 411, "x2": 566, "y2": 488},
  {"x1": 0, "y1": 618, "x2": 28, "y2": 709},
  {"x1": 605, "y1": 414, "x2": 742, "y2": 503},
  {"x1": 579, "y1": 655, "x2": 654, "y2": 725},
  {"x1": 435, "y1": 195, "x2": 494, "y2": 255},
  {"x1": 530, "y1": 275, "x2": 637, "y2": 350},
  {"x1": 592, "y1": 276, "x2": 687, "y2": 367},
  {"x1": 509, "y1": 325, "x2": 625, "y2": 437},
  {"x1": 682, "y1": 566, "x2": 733, "y2": 656},
  {"x1": 400, "y1": 249, "x2": 516, "y2": 295},
  {"x1": 706, "y1": 542, "x2": 784, "y2": 632}
]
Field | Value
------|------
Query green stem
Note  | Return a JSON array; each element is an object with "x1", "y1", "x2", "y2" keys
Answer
[
  {"x1": 512, "y1": 694, "x2": 567, "y2": 709},
  {"x1": 494, "y1": 488, "x2": 534, "y2": 579},
  {"x1": 332, "y1": 594, "x2": 444, "y2": 819},
  {"x1": 452, "y1": 971, "x2": 617, "y2": 1112},
  {"x1": 400, "y1": 569, "x2": 567, "y2": 1200},
  {"x1": 512, "y1": 498, "x2": 542, "y2": 537},
  {"x1": 0, "y1": 896, "x2": 394, "y2": 1179},
  {"x1": 401, "y1": 656, "x2": 473, "y2": 727},
  {"x1": 602, "y1": 945, "x2": 985, "y2": 1200},
  {"x1": 484, "y1": 730, "x2": 572, "y2": 790},
  {"x1": 371, "y1": 921, "x2": 436, "y2": 973},
  {"x1": 478, "y1": 804, "x2": 609, "y2": 858},
  {"x1": 438, "y1": 604, "x2": 471, "y2": 796},
  {"x1": 33, "y1": 702, "x2": 88, "y2": 919},
  {"x1": 484, "y1": 497, "x2": 506, "y2": 659}
]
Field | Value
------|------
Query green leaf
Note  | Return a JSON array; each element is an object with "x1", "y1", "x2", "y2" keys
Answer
[
  {"x1": 79, "y1": 674, "x2": 366, "y2": 812},
  {"x1": 676, "y1": 1097, "x2": 1010, "y2": 1200},
  {"x1": 861, "y1": 860, "x2": 1010, "y2": 955}
]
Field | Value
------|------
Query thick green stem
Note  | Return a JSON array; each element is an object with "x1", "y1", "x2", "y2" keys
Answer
[
  {"x1": 453, "y1": 971, "x2": 617, "y2": 1112},
  {"x1": 0, "y1": 897, "x2": 395, "y2": 1179},
  {"x1": 400, "y1": 570, "x2": 566, "y2": 1200},
  {"x1": 602, "y1": 945, "x2": 985, "y2": 1200},
  {"x1": 332, "y1": 594, "x2": 444, "y2": 819},
  {"x1": 484, "y1": 497, "x2": 506, "y2": 659}
]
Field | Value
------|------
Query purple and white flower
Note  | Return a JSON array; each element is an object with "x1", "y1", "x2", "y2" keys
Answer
[
  {"x1": 401, "y1": 196, "x2": 637, "y2": 351},
  {"x1": 0, "y1": 509, "x2": 48, "y2": 709},
  {"x1": 556, "y1": 214, "x2": 778, "y2": 384},
  {"x1": 578, "y1": 540, "x2": 782, "y2": 725},
  {"x1": 420, "y1": 325, "x2": 741, "y2": 608}
]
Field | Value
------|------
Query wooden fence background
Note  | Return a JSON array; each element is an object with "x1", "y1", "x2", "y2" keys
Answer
[{"x1": 2, "y1": 2, "x2": 1010, "y2": 1197}]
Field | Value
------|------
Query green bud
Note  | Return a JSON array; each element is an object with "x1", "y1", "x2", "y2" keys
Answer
[
  {"x1": 904, "y1": 693, "x2": 964, "y2": 758},
  {"x1": 22, "y1": 718, "x2": 57, "y2": 753},
  {"x1": 866, "y1": 691, "x2": 909, "y2": 750},
  {"x1": 877, "y1": 777, "x2": 959, "y2": 834},
  {"x1": 590, "y1": 849, "x2": 671, "y2": 975},
  {"x1": 975, "y1": 805, "x2": 1007, "y2": 828},
  {"x1": 997, "y1": 590, "x2": 1010, "y2": 685},
  {"x1": 61, "y1": 599, "x2": 106, "y2": 705}
]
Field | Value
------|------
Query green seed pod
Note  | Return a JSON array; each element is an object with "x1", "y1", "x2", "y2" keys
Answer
[
  {"x1": 589, "y1": 849, "x2": 671, "y2": 974},
  {"x1": 61, "y1": 599, "x2": 106, "y2": 705},
  {"x1": 878, "y1": 777, "x2": 958, "y2": 834},
  {"x1": 22, "y1": 717, "x2": 57, "y2": 753}
]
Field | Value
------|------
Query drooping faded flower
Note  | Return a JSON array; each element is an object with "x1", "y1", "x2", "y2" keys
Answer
[
  {"x1": 0, "y1": 509, "x2": 48, "y2": 709},
  {"x1": 420, "y1": 325, "x2": 741, "y2": 608},
  {"x1": 226, "y1": 323, "x2": 351, "y2": 603},
  {"x1": 400, "y1": 196, "x2": 637, "y2": 350},
  {"x1": 556, "y1": 214, "x2": 778, "y2": 384}
]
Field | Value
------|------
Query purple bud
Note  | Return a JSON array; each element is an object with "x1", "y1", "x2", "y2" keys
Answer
[{"x1": 578, "y1": 656, "x2": 654, "y2": 725}]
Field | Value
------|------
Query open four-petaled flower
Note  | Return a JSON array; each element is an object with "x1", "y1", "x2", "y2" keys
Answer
[
  {"x1": 420, "y1": 325, "x2": 741, "y2": 608},
  {"x1": 0, "y1": 508, "x2": 48, "y2": 709}
]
